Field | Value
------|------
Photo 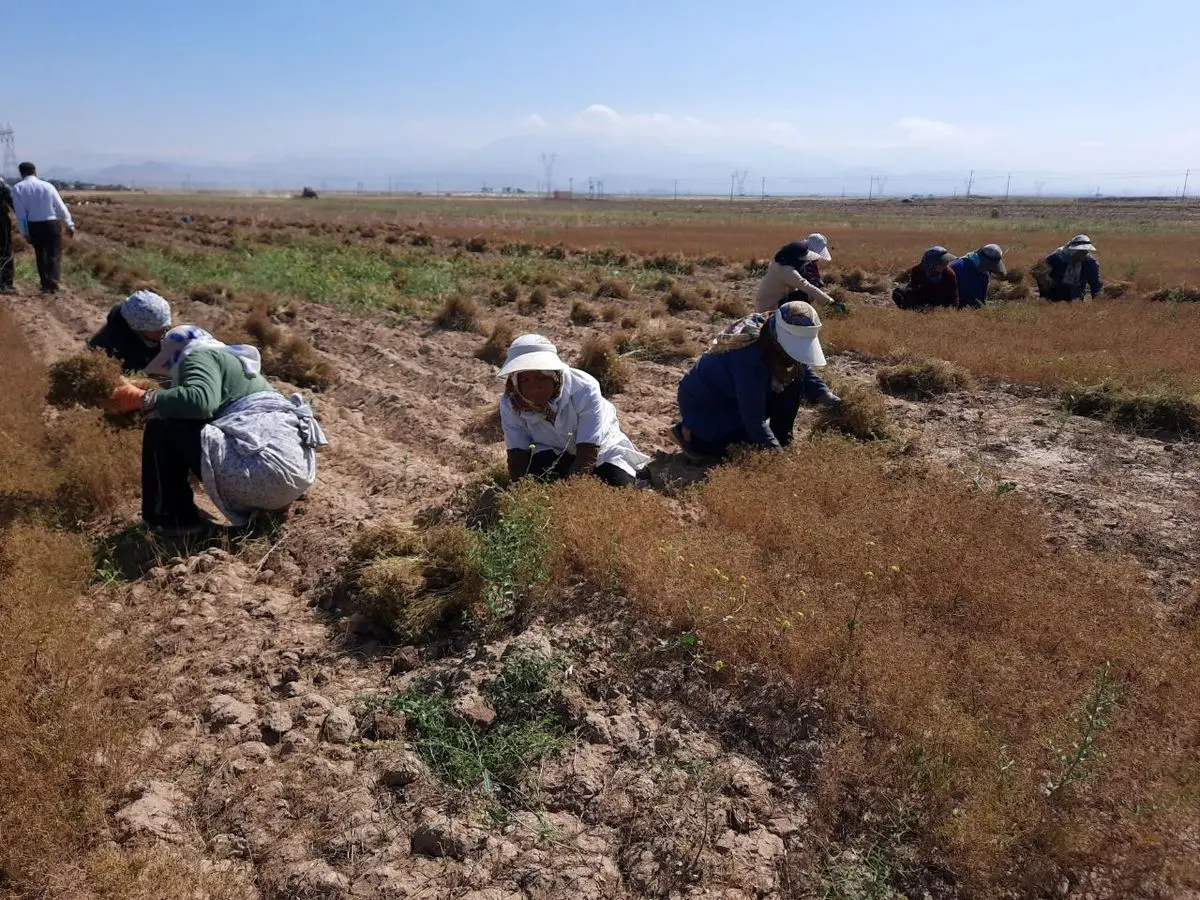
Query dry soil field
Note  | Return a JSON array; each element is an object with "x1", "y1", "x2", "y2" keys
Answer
[{"x1": 2, "y1": 194, "x2": 1200, "y2": 900}]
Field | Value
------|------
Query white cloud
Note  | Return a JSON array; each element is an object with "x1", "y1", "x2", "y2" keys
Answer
[
  {"x1": 514, "y1": 113, "x2": 547, "y2": 132},
  {"x1": 893, "y1": 116, "x2": 965, "y2": 144}
]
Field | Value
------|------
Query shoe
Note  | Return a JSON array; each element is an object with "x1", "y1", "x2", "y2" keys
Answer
[
  {"x1": 0, "y1": 286, "x2": 15, "y2": 295},
  {"x1": 670, "y1": 422, "x2": 692, "y2": 453}
]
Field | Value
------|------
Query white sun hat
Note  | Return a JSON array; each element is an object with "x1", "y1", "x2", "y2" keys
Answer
[
  {"x1": 805, "y1": 233, "x2": 833, "y2": 262},
  {"x1": 496, "y1": 333, "x2": 569, "y2": 378},
  {"x1": 774, "y1": 301, "x2": 826, "y2": 367},
  {"x1": 1066, "y1": 234, "x2": 1097, "y2": 253}
]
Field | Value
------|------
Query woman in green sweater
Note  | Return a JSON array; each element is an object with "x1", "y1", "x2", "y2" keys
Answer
[{"x1": 109, "y1": 326, "x2": 328, "y2": 535}]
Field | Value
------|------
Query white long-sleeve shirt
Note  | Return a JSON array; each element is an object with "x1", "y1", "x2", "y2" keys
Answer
[
  {"x1": 754, "y1": 261, "x2": 834, "y2": 313},
  {"x1": 500, "y1": 367, "x2": 651, "y2": 477},
  {"x1": 10, "y1": 176, "x2": 74, "y2": 236}
]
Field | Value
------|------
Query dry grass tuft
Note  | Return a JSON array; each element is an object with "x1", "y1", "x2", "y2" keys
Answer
[
  {"x1": 475, "y1": 322, "x2": 515, "y2": 366},
  {"x1": 349, "y1": 519, "x2": 424, "y2": 563},
  {"x1": 876, "y1": 357, "x2": 973, "y2": 400},
  {"x1": 46, "y1": 351, "x2": 125, "y2": 408},
  {"x1": 546, "y1": 441, "x2": 1200, "y2": 895},
  {"x1": 242, "y1": 304, "x2": 338, "y2": 390},
  {"x1": 623, "y1": 321, "x2": 701, "y2": 362},
  {"x1": 569, "y1": 300, "x2": 600, "y2": 325},
  {"x1": 516, "y1": 286, "x2": 549, "y2": 316},
  {"x1": 811, "y1": 380, "x2": 892, "y2": 441},
  {"x1": 576, "y1": 335, "x2": 630, "y2": 396},
  {"x1": 490, "y1": 281, "x2": 521, "y2": 306},
  {"x1": 665, "y1": 286, "x2": 708, "y2": 314},
  {"x1": 594, "y1": 279, "x2": 631, "y2": 300},
  {"x1": 1062, "y1": 384, "x2": 1200, "y2": 436},
  {"x1": 434, "y1": 294, "x2": 483, "y2": 332},
  {"x1": 712, "y1": 297, "x2": 745, "y2": 319},
  {"x1": 837, "y1": 269, "x2": 890, "y2": 293},
  {"x1": 1149, "y1": 286, "x2": 1200, "y2": 303},
  {"x1": 189, "y1": 283, "x2": 236, "y2": 305},
  {"x1": 349, "y1": 524, "x2": 482, "y2": 641}
]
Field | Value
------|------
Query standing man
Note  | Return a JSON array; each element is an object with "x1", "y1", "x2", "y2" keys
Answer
[
  {"x1": 0, "y1": 177, "x2": 14, "y2": 294},
  {"x1": 10, "y1": 162, "x2": 75, "y2": 294}
]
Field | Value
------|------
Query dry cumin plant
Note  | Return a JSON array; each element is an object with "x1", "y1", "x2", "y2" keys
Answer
[
  {"x1": 475, "y1": 322, "x2": 516, "y2": 367},
  {"x1": 242, "y1": 303, "x2": 338, "y2": 390},
  {"x1": 46, "y1": 350, "x2": 125, "y2": 408},
  {"x1": 434, "y1": 294, "x2": 483, "y2": 332},
  {"x1": 546, "y1": 441, "x2": 1200, "y2": 896},
  {"x1": 0, "y1": 309, "x2": 210, "y2": 895},
  {"x1": 575, "y1": 334, "x2": 630, "y2": 396},
  {"x1": 829, "y1": 299, "x2": 1200, "y2": 396},
  {"x1": 876, "y1": 356, "x2": 973, "y2": 400}
]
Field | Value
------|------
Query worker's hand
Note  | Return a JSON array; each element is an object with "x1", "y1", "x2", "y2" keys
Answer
[
  {"x1": 818, "y1": 390, "x2": 842, "y2": 408},
  {"x1": 106, "y1": 382, "x2": 146, "y2": 415},
  {"x1": 66, "y1": 227, "x2": 76, "y2": 238}
]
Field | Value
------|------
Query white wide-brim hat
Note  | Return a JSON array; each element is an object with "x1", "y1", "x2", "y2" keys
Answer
[
  {"x1": 805, "y1": 233, "x2": 833, "y2": 262},
  {"x1": 775, "y1": 301, "x2": 827, "y2": 367},
  {"x1": 497, "y1": 333, "x2": 569, "y2": 378},
  {"x1": 1066, "y1": 234, "x2": 1097, "y2": 253}
]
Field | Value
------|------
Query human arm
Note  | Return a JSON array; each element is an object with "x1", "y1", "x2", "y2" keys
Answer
[
  {"x1": 782, "y1": 266, "x2": 837, "y2": 307},
  {"x1": 50, "y1": 185, "x2": 74, "y2": 233},
  {"x1": 10, "y1": 187, "x2": 27, "y2": 237},
  {"x1": 567, "y1": 377, "x2": 607, "y2": 474},
  {"x1": 732, "y1": 356, "x2": 781, "y2": 448},
  {"x1": 1086, "y1": 258, "x2": 1104, "y2": 297},
  {"x1": 500, "y1": 397, "x2": 535, "y2": 479},
  {"x1": 151, "y1": 352, "x2": 225, "y2": 419}
]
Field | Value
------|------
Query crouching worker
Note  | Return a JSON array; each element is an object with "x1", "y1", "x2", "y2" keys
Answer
[
  {"x1": 107, "y1": 326, "x2": 328, "y2": 536},
  {"x1": 755, "y1": 238, "x2": 838, "y2": 313},
  {"x1": 499, "y1": 334, "x2": 650, "y2": 487},
  {"x1": 88, "y1": 289, "x2": 172, "y2": 372},
  {"x1": 950, "y1": 244, "x2": 1006, "y2": 308},
  {"x1": 1039, "y1": 234, "x2": 1103, "y2": 301},
  {"x1": 672, "y1": 301, "x2": 839, "y2": 460},
  {"x1": 893, "y1": 247, "x2": 959, "y2": 310}
]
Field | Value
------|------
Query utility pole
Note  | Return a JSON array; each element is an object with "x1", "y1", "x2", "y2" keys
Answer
[
  {"x1": 1004, "y1": 172, "x2": 1012, "y2": 201},
  {"x1": 569, "y1": 176, "x2": 574, "y2": 197},
  {"x1": 868, "y1": 175, "x2": 874, "y2": 202},
  {"x1": 673, "y1": 179, "x2": 678, "y2": 200},
  {"x1": 540, "y1": 152, "x2": 558, "y2": 197},
  {"x1": 730, "y1": 172, "x2": 735, "y2": 201},
  {"x1": 965, "y1": 169, "x2": 974, "y2": 198},
  {"x1": 1184, "y1": 169, "x2": 1191, "y2": 199},
  {"x1": 760, "y1": 176, "x2": 766, "y2": 200}
]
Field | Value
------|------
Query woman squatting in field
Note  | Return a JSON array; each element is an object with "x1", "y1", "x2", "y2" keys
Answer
[
  {"x1": 754, "y1": 236, "x2": 838, "y2": 312},
  {"x1": 672, "y1": 301, "x2": 840, "y2": 460},
  {"x1": 106, "y1": 326, "x2": 328, "y2": 536},
  {"x1": 1039, "y1": 234, "x2": 1104, "y2": 301},
  {"x1": 498, "y1": 334, "x2": 650, "y2": 487},
  {"x1": 893, "y1": 246, "x2": 960, "y2": 310}
]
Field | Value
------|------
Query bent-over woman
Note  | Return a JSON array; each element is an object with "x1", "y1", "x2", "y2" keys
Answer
[
  {"x1": 498, "y1": 334, "x2": 649, "y2": 487},
  {"x1": 755, "y1": 239, "x2": 837, "y2": 313},
  {"x1": 673, "y1": 301, "x2": 840, "y2": 459},
  {"x1": 894, "y1": 247, "x2": 959, "y2": 310},
  {"x1": 107, "y1": 326, "x2": 328, "y2": 535},
  {"x1": 88, "y1": 289, "x2": 173, "y2": 373}
]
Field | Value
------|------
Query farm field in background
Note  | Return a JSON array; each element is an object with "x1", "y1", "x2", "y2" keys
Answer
[{"x1": 3, "y1": 191, "x2": 1200, "y2": 899}]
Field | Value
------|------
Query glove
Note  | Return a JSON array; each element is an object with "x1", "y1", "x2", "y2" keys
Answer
[
  {"x1": 818, "y1": 390, "x2": 842, "y2": 408},
  {"x1": 106, "y1": 382, "x2": 146, "y2": 415}
]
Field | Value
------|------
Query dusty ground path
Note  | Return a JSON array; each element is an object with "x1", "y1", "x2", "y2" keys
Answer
[{"x1": 5, "y1": 278, "x2": 1198, "y2": 898}]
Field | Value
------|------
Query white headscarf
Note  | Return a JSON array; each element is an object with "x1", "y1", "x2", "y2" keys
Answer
[{"x1": 145, "y1": 325, "x2": 262, "y2": 384}]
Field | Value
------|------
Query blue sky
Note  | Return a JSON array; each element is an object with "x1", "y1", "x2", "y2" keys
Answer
[{"x1": 11, "y1": 0, "x2": 1200, "y2": 193}]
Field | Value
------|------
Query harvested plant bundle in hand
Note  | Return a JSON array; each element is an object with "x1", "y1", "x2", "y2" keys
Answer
[{"x1": 46, "y1": 352, "x2": 125, "y2": 409}]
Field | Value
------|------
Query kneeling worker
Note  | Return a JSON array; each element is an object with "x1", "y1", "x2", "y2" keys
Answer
[
  {"x1": 673, "y1": 301, "x2": 839, "y2": 460},
  {"x1": 498, "y1": 334, "x2": 650, "y2": 487}
]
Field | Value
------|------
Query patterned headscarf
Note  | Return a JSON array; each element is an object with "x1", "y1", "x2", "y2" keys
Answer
[
  {"x1": 146, "y1": 325, "x2": 262, "y2": 384},
  {"x1": 920, "y1": 247, "x2": 955, "y2": 283},
  {"x1": 120, "y1": 290, "x2": 172, "y2": 332}
]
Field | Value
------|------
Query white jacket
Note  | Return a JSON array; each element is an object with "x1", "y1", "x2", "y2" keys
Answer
[
  {"x1": 754, "y1": 261, "x2": 834, "y2": 313},
  {"x1": 500, "y1": 367, "x2": 650, "y2": 476}
]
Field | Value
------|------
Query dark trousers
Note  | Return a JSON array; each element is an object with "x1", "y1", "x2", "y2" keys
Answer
[
  {"x1": 0, "y1": 217, "x2": 12, "y2": 289},
  {"x1": 142, "y1": 418, "x2": 207, "y2": 527},
  {"x1": 527, "y1": 449, "x2": 636, "y2": 488},
  {"x1": 27, "y1": 220, "x2": 63, "y2": 291},
  {"x1": 688, "y1": 381, "x2": 804, "y2": 459}
]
